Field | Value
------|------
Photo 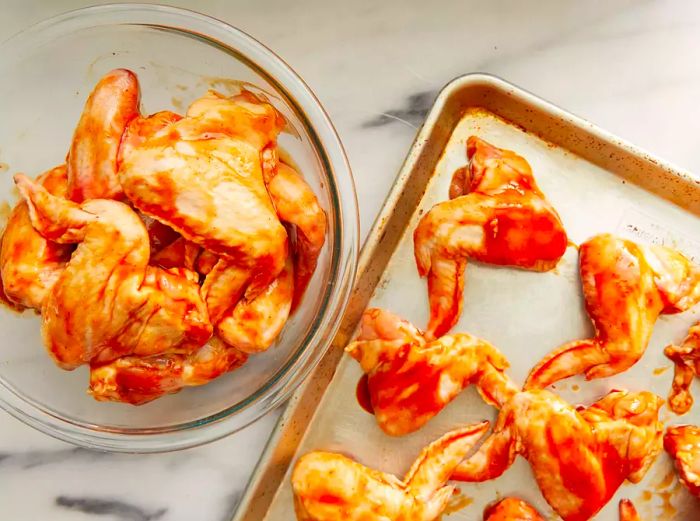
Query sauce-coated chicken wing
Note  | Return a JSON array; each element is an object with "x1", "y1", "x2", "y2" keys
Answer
[
  {"x1": 119, "y1": 90, "x2": 288, "y2": 296},
  {"x1": 67, "y1": 68, "x2": 140, "y2": 201},
  {"x1": 265, "y1": 162, "x2": 327, "y2": 309},
  {"x1": 89, "y1": 336, "x2": 247, "y2": 404},
  {"x1": 0, "y1": 165, "x2": 72, "y2": 310},
  {"x1": 453, "y1": 389, "x2": 664, "y2": 521},
  {"x1": 346, "y1": 308, "x2": 518, "y2": 435},
  {"x1": 292, "y1": 421, "x2": 489, "y2": 521},
  {"x1": 664, "y1": 425, "x2": 700, "y2": 497},
  {"x1": 414, "y1": 136, "x2": 567, "y2": 337},
  {"x1": 525, "y1": 233, "x2": 700, "y2": 390},
  {"x1": 665, "y1": 323, "x2": 700, "y2": 414},
  {"x1": 15, "y1": 174, "x2": 211, "y2": 370}
]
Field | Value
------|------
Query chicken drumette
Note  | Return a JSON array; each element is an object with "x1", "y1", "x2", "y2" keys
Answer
[
  {"x1": 414, "y1": 136, "x2": 567, "y2": 338},
  {"x1": 453, "y1": 389, "x2": 664, "y2": 521},
  {"x1": 67, "y1": 68, "x2": 140, "y2": 201},
  {"x1": 664, "y1": 424, "x2": 700, "y2": 497},
  {"x1": 346, "y1": 308, "x2": 518, "y2": 435},
  {"x1": 526, "y1": 233, "x2": 700, "y2": 390},
  {"x1": 291, "y1": 421, "x2": 489, "y2": 521}
]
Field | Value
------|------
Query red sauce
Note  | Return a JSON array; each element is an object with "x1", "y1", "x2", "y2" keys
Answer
[
  {"x1": 355, "y1": 374, "x2": 374, "y2": 414},
  {"x1": 544, "y1": 420, "x2": 628, "y2": 521},
  {"x1": 479, "y1": 205, "x2": 567, "y2": 268}
]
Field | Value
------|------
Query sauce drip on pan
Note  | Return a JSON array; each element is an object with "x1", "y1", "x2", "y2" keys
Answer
[{"x1": 355, "y1": 374, "x2": 374, "y2": 414}]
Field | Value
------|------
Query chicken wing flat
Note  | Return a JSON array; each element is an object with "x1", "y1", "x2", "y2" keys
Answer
[
  {"x1": 346, "y1": 308, "x2": 518, "y2": 435},
  {"x1": 525, "y1": 233, "x2": 700, "y2": 390},
  {"x1": 292, "y1": 421, "x2": 489, "y2": 521},
  {"x1": 453, "y1": 389, "x2": 664, "y2": 521},
  {"x1": 414, "y1": 136, "x2": 567, "y2": 337}
]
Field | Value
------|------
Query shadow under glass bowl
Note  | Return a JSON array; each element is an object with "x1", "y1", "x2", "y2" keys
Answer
[{"x1": 0, "y1": 3, "x2": 358, "y2": 452}]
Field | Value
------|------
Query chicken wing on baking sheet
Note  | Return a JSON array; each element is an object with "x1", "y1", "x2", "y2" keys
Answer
[
  {"x1": 526, "y1": 233, "x2": 700, "y2": 390},
  {"x1": 665, "y1": 323, "x2": 700, "y2": 415},
  {"x1": 291, "y1": 421, "x2": 489, "y2": 521},
  {"x1": 414, "y1": 136, "x2": 568, "y2": 338},
  {"x1": 346, "y1": 308, "x2": 518, "y2": 435},
  {"x1": 453, "y1": 389, "x2": 664, "y2": 521}
]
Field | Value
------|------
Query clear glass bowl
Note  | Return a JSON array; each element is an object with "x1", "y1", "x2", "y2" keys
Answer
[{"x1": 0, "y1": 4, "x2": 358, "y2": 452}]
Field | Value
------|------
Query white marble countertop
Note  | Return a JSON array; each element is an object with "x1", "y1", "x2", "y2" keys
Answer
[{"x1": 2, "y1": 0, "x2": 700, "y2": 519}]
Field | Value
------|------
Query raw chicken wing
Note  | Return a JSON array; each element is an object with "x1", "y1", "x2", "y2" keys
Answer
[
  {"x1": 119, "y1": 90, "x2": 288, "y2": 296},
  {"x1": 265, "y1": 161, "x2": 327, "y2": 308},
  {"x1": 15, "y1": 174, "x2": 211, "y2": 370},
  {"x1": 67, "y1": 69, "x2": 140, "y2": 201},
  {"x1": 291, "y1": 421, "x2": 489, "y2": 521},
  {"x1": 89, "y1": 336, "x2": 247, "y2": 404},
  {"x1": 346, "y1": 308, "x2": 518, "y2": 435},
  {"x1": 664, "y1": 425, "x2": 700, "y2": 497},
  {"x1": 665, "y1": 323, "x2": 700, "y2": 414},
  {"x1": 0, "y1": 165, "x2": 72, "y2": 310},
  {"x1": 483, "y1": 498, "x2": 544, "y2": 520},
  {"x1": 414, "y1": 136, "x2": 567, "y2": 337},
  {"x1": 526, "y1": 233, "x2": 700, "y2": 390},
  {"x1": 453, "y1": 389, "x2": 664, "y2": 521},
  {"x1": 216, "y1": 255, "x2": 294, "y2": 353}
]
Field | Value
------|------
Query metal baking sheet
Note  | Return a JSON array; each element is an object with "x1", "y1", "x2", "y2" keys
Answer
[{"x1": 234, "y1": 74, "x2": 700, "y2": 521}]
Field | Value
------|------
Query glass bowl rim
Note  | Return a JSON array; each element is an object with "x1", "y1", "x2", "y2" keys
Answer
[{"x1": 0, "y1": 2, "x2": 359, "y2": 452}]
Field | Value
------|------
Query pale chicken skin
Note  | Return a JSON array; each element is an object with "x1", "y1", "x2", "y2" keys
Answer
[
  {"x1": 119, "y1": 90, "x2": 288, "y2": 297},
  {"x1": 0, "y1": 165, "x2": 72, "y2": 310},
  {"x1": 665, "y1": 323, "x2": 700, "y2": 414},
  {"x1": 346, "y1": 308, "x2": 518, "y2": 436},
  {"x1": 453, "y1": 389, "x2": 664, "y2": 521},
  {"x1": 664, "y1": 425, "x2": 700, "y2": 497},
  {"x1": 292, "y1": 421, "x2": 489, "y2": 521},
  {"x1": 89, "y1": 336, "x2": 247, "y2": 404},
  {"x1": 619, "y1": 500, "x2": 642, "y2": 521},
  {"x1": 414, "y1": 136, "x2": 568, "y2": 338},
  {"x1": 525, "y1": 233, "x2": 700, "y2": 390},
  {"x1": 483, "y1": 498, "x2": 544, "y2": 521},
  {"x1": 67, "y1": 68, "x2": 140, "y2": 201},
  {"x1": 15, "y1": 174, "x2": 212, "y2": 370}
]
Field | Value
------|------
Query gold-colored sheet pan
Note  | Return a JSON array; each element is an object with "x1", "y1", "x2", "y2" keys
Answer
[{"x1": 234, "y1": 74, "x2": 700, "y2": 520}]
